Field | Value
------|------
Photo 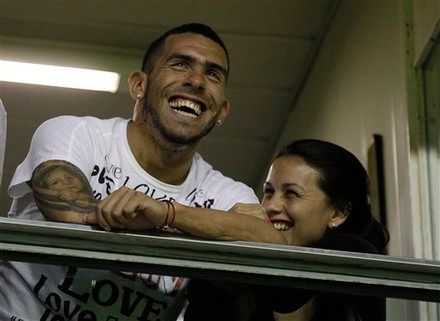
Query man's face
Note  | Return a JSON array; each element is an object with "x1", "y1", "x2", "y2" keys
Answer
[{"x1": 142, "y1": 33, "x2": 229, "y2": 145}]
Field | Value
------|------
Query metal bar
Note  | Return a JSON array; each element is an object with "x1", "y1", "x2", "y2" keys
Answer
[{"x1": 1, "y1": 217, "x2": 439, "y2": 302}]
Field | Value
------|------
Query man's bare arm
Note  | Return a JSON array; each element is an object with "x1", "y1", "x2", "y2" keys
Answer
[
  {"x1": 30, "y1": 160, "x2": 98, "y2": 224},
  {"x1": 96, "y1": 187, "x2": 288, "y2": 244}
]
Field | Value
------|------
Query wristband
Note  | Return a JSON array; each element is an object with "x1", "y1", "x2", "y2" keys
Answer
[{"x1": 160, "y1": 200, "x2": 176, "y2": 230}]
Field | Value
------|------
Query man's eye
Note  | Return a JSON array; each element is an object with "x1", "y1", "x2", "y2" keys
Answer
[
  {"x1": 208, "y1": 71, "x2": 220, "y2": 78},
  {"x1": 171, "y1": 61, "x2": 187, "y2": 68},
  {"x1": 207, "y1": 70, "x2": 221, "y2": 81}
]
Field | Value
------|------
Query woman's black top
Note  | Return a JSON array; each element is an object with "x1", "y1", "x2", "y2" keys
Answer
[{"x1": 185, "y1": 233, "x2": 386, "y2": 321}]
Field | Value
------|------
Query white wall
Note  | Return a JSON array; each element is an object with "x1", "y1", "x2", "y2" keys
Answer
[
  {"x1": 275, "y1": 0, "x2": 411, "y2": 256},
  {"x1": 270, "y1": 1, "x2": 439, "y2": 320}
]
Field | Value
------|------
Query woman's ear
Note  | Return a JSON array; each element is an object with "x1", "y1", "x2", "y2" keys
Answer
[
  {"x1": 328, "y1": 205, "x2": 350, "y2": 229},
  {"x1": 128, "y1": 71, "x2": 148, "y2": 101}
]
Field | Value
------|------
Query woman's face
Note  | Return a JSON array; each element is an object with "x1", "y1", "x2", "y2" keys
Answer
[{"x1": 262, "y1": 155, "x2": 343, "y2": 246}]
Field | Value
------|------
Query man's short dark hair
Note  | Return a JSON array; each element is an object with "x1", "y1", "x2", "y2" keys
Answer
[{"x1": 141, "y1": 23, "x2": 229, "y2": 76}]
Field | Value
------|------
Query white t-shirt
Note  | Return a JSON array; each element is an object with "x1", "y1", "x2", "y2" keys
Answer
[{"x1": 1, "y1": 116, "x2": 258, "y2": 321}]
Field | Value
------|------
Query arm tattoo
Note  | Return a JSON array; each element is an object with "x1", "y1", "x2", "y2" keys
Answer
[{"x1": 31, "y1": 160, "x2": 97, "y2": 220}]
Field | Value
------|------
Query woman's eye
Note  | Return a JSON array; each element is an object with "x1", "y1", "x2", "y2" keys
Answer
[
  {"x1": 263, "y1": 188, "x2": 274, "y2": 195},
  {"x1": 285, "y1": 190, "x2": 298, "y2": 198}
]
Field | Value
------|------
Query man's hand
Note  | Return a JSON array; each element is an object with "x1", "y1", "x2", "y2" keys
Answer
[
  {"x1": 229, "y1": 203, "x2": 269, "y2": 222},
  {"x1": 95, "y1": 187, "x2": 165, "y2": 231}
]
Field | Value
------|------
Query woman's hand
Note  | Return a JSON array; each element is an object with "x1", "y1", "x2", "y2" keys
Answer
[
  {"x1": 95, "y1": 187, "x2": 166, "y2": 231},
  {"x1": 229, "y1": 203, "x2": 269, "y2": 222}
]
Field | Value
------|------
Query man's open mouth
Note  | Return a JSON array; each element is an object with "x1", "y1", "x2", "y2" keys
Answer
[{"x1": 169, "y1": 97, "x2": 205, "y2": 118}]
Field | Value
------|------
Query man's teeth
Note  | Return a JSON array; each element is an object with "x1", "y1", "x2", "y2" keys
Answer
[
  {"x1": 273, "y1": 222, "x2": 292, "y2": 231},
  {"x1": 170, "y1": 99, "x2": 202, "y2": 117}
]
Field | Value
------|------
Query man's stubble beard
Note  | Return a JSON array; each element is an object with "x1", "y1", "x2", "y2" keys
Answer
[{"x1": 142, "y1": 86, "x2": 218, "y2": 145}]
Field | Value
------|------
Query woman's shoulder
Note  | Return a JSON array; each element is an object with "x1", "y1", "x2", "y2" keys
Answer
[{"x1": 312, "y1": 233, "x2": 379, "y2": 254}]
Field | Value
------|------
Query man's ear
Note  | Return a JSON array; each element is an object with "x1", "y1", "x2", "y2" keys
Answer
[
  {"x1": 128, "y1": 71, "x2": 148, "y2": 101},
  {"x1": 216, "y1": 99, "x2": 230, "y2": 125}
]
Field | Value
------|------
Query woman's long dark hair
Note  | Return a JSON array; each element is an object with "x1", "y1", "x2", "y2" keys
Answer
[{"x1": 276, "y1": 139, "x2": 389, "y2": 253}]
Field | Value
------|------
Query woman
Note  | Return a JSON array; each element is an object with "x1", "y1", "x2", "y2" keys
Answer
[
  {"x1": 260, "y1": 139, "x2": 388, "y2": 251},
  {"x1": 96, "y1": 139, "x2": 388, "y2": 321},
  {"x1": 184, "y1": 139, "x2": 388, "y2": 321},
  {"x1": 247, "y1": 139, "x2": 388, "y2": 321}
]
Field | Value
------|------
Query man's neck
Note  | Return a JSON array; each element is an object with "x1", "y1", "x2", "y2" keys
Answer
[{"x1": 127, "y1": 120, "x2": 197, "y2": 185}]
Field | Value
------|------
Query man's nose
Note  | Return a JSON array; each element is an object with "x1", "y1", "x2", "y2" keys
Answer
[{"x1": 183, "y1": 69, "x2": 206, "y2": 90}]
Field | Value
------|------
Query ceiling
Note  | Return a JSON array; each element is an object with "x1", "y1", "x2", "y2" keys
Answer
[{"x1": 0, "y1": 0, "x2": 338, "y2": 211}]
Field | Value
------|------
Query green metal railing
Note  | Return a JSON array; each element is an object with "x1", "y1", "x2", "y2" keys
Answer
[{"x1": 1, "y1": 217, "x2": 439, "y2": 302}]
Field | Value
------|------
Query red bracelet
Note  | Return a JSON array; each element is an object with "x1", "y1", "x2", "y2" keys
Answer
[
  {"x1": 160, "y1": 200, "x2": 175, "y2": 230},
  {"x1": 167, "y1": 201, "x2": 176, "y2": 228},
  {"x1": 160, "y1": 201, "x2": 170, "y2": 229}
]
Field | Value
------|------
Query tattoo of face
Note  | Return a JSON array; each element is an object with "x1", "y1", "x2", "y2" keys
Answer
[
  {"x1": 31, "y1": 160, "x2": 97, "y2": 216},
  {"x1": 33, "y1": 160, "x2": 93, "y2": 194}
]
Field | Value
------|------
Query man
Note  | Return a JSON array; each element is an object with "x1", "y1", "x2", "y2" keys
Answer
[{"x1": 1, "y1": 23, "x2": 258, "y2": 321}]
